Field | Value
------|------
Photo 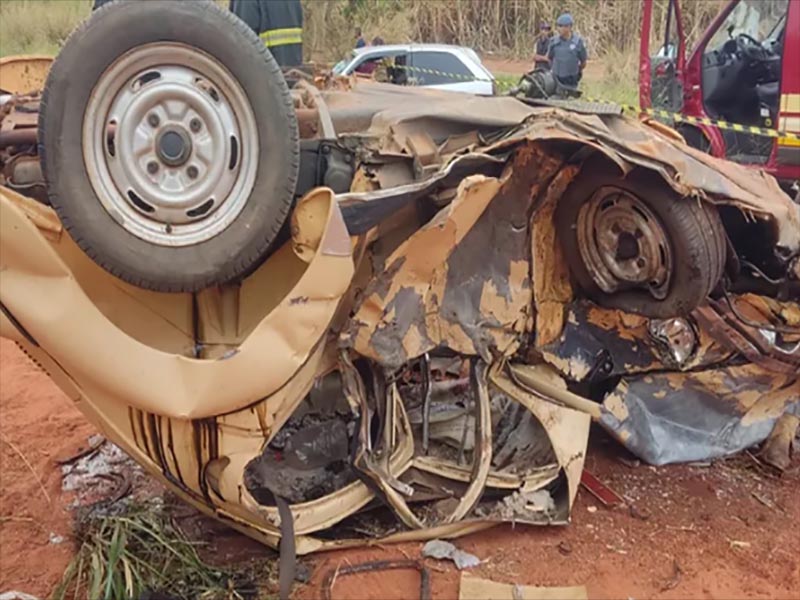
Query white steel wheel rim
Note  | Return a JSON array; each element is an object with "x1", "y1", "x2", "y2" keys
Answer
[{"x1": 82, "y1": 43, "x2": 259, "y2": 247}]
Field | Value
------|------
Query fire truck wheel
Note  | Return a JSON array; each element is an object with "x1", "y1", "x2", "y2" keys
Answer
[
  {"x1": 39, "y1": 0, "x2": 299, "y2": 293},
  {"x1": 556, "y1": 158, "x2": 726, "y2": 318}
]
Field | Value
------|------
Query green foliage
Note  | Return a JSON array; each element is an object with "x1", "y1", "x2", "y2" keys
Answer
[
  {"x1": 0, "y1": 0, "x2": 91, "y2": 57},
  {"x1": 53, "y1": 503, "x2": 259, "y2": 600}
]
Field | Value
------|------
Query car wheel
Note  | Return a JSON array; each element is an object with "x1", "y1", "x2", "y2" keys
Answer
[
  {"x1": 556, "y1": 162, "x2": 726, "y2": 317},
  {"x1": 39, "y1": 0, "x2": 299, "y2": 292}
]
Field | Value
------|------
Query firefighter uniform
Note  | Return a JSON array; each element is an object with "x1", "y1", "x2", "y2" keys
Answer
[{"x1": 230, "y1": 0, "x2": 303, "y2": 67}]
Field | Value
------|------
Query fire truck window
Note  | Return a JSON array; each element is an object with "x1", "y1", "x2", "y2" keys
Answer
[
  {"x1": 701, "y1": 0, "x2": 787, "y2": 156},
  {"x1": 650, "y1": 0, "x2": 682, "y2": 111},
  {"x1": 707, "y1": 0, "x2": 787, "y2": 50}
]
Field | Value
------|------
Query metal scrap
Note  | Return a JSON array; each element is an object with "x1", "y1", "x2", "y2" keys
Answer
[
  {"x1": 580, "y1": 470, "x2": 623, "y2": 508},
  {"x1": 421, "y1": 539, "x2": 481, "y2": 570}
]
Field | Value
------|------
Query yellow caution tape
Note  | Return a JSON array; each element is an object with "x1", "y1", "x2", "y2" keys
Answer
[
  {"x1": 585, "y1": 98, "x2": 799, "y2": 141},
  {"x1": 388, "y1": 64, "x2": 799, "y2": 141}
]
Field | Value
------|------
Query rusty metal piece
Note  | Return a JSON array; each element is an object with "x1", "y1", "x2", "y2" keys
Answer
[
  {"x1": 322, "y1": 559, "x2": 431, "y2": 600},
  {"x1": 420, "y1": 353, "x2": 432, "y2": 454},
  {"x1": 0, "y1": 128, "x2": 37, "y2": 147},
  {"x1": 694, "y1": 300, "x2": 799, "y2": 374},
  {"x1": 0, "y1": 56, "x2": 52, "y2": 95},
  {"x1": 444, "y1": 359, "x2": 492, "y2": 523},
  {"x1": 647, "y1": 317, "x2": 697, "y2": 368},
  {"x1": 507, "y1": 363, "x2": 602, "y2": 419},
  {"x1": 758, "y1": 413, "x2": 800, "y2": 471},
  {"x1": 294, "y1": 79, "x2": 336, "y2": 138},
  {"x1": 296, "y1": 107, "x2": 320, "y2": 138},
  {"x1": 580, "y1": 469, "x2": 623, "y2": 507},
  {"x1": 577, "y1": 185, "x2": 672, "y2": 299}
]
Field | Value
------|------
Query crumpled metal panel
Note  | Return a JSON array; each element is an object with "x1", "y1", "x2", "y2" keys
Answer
[
  {"x1": 541, "y1": 301, "x2": 735, "y2": 382},
  {"x1": 344, "y1": 145, "x2": 563, "y2": 369},
  {"x1": 329, "y1": 82, "x2": 800, "y2": 250},
  {"x1": 599, "y1": 364, "x2": 800, "y2": 465}
]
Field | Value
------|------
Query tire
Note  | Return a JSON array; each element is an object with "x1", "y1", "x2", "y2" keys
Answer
[
  {"x1": 556, "y1": 159, "x2": 726, "y2": 318},
  {"x1": 39, "y1": 0, "x2": 299, "y2": 292}
]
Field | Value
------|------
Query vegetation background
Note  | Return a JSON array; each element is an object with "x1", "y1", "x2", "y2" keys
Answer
[{"x1": 0, "y1": 0, "x2": 725, "y2": 105}]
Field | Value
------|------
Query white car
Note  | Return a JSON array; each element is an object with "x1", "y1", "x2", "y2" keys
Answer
[{"x1": 332, "y1": 43, "x2": 496, "y2": 95}]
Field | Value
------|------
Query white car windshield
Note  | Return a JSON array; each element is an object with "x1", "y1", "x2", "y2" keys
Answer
[{"x1": 332, "y1": 51, "x2": 357, "y2": 75}]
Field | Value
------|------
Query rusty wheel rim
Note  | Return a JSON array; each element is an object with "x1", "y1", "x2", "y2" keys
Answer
[{"x1": 577, "y1": 186, "x2": 673, "y2": 299}]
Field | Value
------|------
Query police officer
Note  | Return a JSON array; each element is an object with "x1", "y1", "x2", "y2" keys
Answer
[
  {"x1": 355, "y1": 27, "x2": 366, "y2": 49},
  {"x1": 547, "y1": 13, "x2": 587, "y2": 88},
  {"x1": 533, "y1": 21, "x2": 552, "y2": 71},
  {"x1": 230, "y1": 0, "x2": 304, "y2": 67}
]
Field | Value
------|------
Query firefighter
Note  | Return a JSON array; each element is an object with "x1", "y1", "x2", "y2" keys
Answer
[
  {"x1": 547, "y1": 13, "x2": 587, "y2": 88},
  {"x1": 532, "y1": 21, "x2": 552, "y2": 71},
  {"x1": 230, "y1": 0, "x2": 304, "y2": 68}
]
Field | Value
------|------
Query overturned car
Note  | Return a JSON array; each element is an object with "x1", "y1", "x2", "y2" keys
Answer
[{"x1": 1, "y1": 0, "x2": 798, "y2": 568}]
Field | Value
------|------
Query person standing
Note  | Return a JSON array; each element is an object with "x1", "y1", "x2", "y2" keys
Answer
[
  {"x1": 547, "y1": 13, "x2": 587, "y2": 88},
  {"x1": 355, "y1": 27, "x2": 366, "y2": 49},
  {"x1": 230, "y1": 0, "x2": 304, "y2": 67},
  {"x1": 533, "y1": 21, "x2": 552, "y2": 70}
]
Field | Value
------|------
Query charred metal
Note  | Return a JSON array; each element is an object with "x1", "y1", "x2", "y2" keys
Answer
[{"x1": 0, "y1": 48, "x2": 798, "y2": 561}]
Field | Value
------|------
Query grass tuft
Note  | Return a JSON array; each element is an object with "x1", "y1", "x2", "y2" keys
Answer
[
  {"x1": 0, "y1": 0, "x2": 90, "y2": 58},
  {"x1": 53, "y1": 501, "x2": 258, "y2": 600}
]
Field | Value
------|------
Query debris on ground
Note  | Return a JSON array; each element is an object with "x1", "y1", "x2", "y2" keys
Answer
[
  {"x1": 0, "y1": 593, "x2": 40, "y2": 600},
  {"x1": 759, "y1": 413, "x2": 799, "y2": 471},
  {"x1": 458, "y1": 574, "x2": 588, "y2": 600},
  {"x1": 322, "y1": 560, "x2": 430, "y2": 600},
  {"x1": 580, "y1": 470, "x2": 623, "y2": 507},
  {"x1": 60, "y1": 435, "x2": 151, "y2": 509},
  {"x1": 659, "y1": 559, "x2": 683, "y2": 592},
  {"x1": 422, "y1": 540, "x2": 481, "y2": 570}
]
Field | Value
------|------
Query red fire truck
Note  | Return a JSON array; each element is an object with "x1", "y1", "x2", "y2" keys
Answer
[{"x1": 640, "y1": 0, "x2": 799, "y2": 189}]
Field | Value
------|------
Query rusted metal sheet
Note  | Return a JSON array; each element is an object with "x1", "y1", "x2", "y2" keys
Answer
[
  {"x1": 599, "y1": 364, "x2": 800, "y2": 465},
  {"x1": 345, "y1": 146, "x2": 550, "y2": 368},
  {"x1": 325, "y1": 80, "x2": 800, "y2": 250},
  {"x1": 3, "y1": 67, "x2": 800, "y2": 564},
  {"x1": 541, "y1": 301, "x2": 735, "y2": 382}
]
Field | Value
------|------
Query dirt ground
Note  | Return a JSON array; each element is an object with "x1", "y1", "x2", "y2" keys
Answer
[{"x1": 1, "y1": 337, "x2": 798, "y2": 599}]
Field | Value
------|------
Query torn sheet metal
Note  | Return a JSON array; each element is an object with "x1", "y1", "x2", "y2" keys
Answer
[
  {"x1": 541, "y1": 301, "x2": 735, "y2": 382},
  {"x1": 326, "y1": 81, "x2": 800, "y2": 250},
  {"x1": 3, "y1": 67, "x2": 800, "y2": 560},
  {"x1": 599, "y1": 364, "x2": 800, "y2": 465},
  {"x1": 344, "y1": 146, "x2": 558, "y2": 369}
]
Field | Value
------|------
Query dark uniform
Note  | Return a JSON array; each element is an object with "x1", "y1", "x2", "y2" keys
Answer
[
  {"x1": 547, "y1": 33, "x2": 587, "y2": 87},
  {"x1": 534, "y1": 35, "x2": 551, "y2": 70},
  {"x1": 230, "y1": 0, "x2": 303, "y2": 67}
]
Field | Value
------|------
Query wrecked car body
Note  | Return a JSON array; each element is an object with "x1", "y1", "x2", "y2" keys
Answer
[{"x1": 1, "y1": 0, "x2": 799, "y2": 563}]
